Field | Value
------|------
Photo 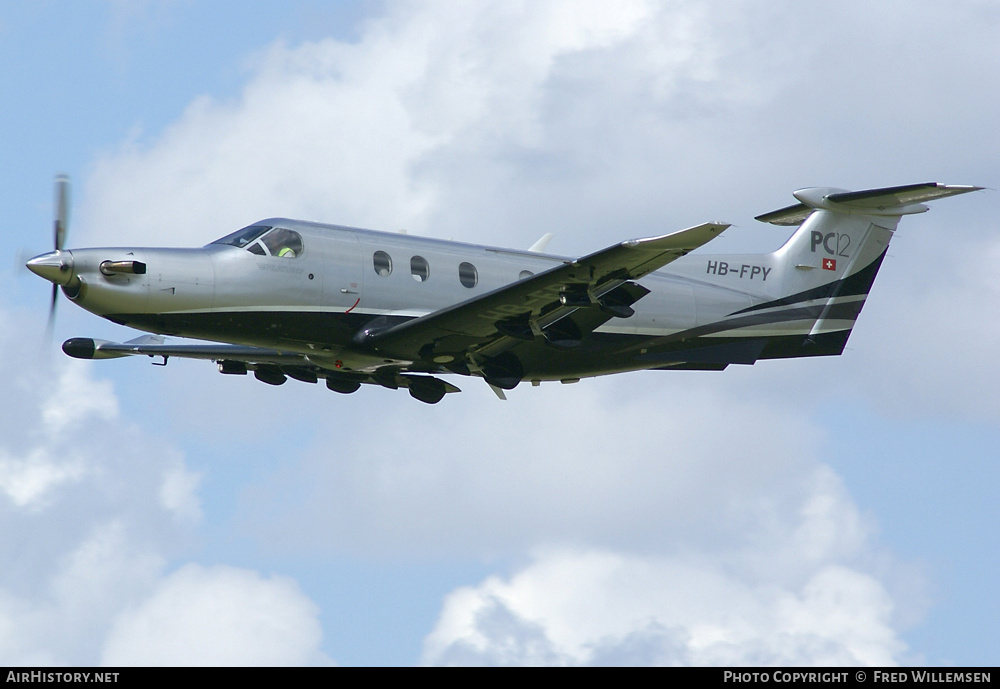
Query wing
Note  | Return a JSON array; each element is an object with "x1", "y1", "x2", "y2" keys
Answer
[
  {"x1": 62, "y1": 335, "x2": 307, "y2": 364},
  {"x1": 61, "y1": 335, "x2": 322, "y2": 380},
  {"x1": 61, "y1": 334, "x2": 461, "y2": 399},
  {"x1": 359, "y1": 222, "x2": 729, "y2": 384}
]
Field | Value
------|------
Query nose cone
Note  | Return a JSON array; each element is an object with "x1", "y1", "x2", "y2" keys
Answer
[{"x1": 26, "y1": 250, "x2": 74, "y2": 285}]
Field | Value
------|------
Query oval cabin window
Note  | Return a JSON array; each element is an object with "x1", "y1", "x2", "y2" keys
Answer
[
  {"x1": 410, "y1": 255, "x2": 430, "y2": 282},
  {"x1": 459, "y1": 262, "x2": 478, "y2": 288},
  {"x1": 373, "y1": 251, "x2": 393, "y2": 277}
]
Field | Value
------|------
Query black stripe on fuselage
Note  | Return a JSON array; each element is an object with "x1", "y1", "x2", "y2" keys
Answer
[
  {"x1": 729, "y1": 250, "x2": 886, "y2": 316},
  {"x1": 109, "y1": 310, "x2": 401, "y2": 350},
  {"x1": 109, "y1": 292, "x2": 862, "y2": 379},
  {"x1": 649, "y1": 300, "x2": 866, "y2": 345}
]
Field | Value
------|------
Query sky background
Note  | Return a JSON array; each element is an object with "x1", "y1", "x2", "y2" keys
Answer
[{"x1": 1, "y1": 0, "x2": 997, "y2": 666}]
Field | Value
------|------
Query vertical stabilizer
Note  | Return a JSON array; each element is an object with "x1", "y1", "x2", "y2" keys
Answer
[{"x1": 694, "y1": 183, "x2": 981, "y2": 360}]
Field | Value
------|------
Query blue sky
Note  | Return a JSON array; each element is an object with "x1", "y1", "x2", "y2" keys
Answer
[{"x1": 1, "y1": 0, "x2": 997, "y2": 666}]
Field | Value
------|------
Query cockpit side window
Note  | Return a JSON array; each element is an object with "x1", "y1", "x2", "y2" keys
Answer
[
  {"x1": 261, "y1": 228, "x2": 304, "y2": 258},
  {"x1": 210, "y1": 224, "x2": 272, "y2": 248}
]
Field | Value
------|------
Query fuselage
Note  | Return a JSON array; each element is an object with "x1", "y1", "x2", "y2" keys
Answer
[
  {"x1": 28, "y1": 181, "x2": 982, "y2": 395},
  {"x1": 32, "y1": 216, "x2": 854, "y2": 381}
]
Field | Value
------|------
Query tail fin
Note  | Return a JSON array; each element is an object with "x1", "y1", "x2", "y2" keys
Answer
[{"x1": 700, "y1": 183, "x2": 981, "y2": 360}]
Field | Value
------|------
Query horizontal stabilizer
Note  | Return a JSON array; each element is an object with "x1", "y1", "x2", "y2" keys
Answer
[
  {"x1": 825, "y1": 183, "x2": 984, "y2": 208},
  {"x1": 756, "y1": 183, "x2": 983, "y2": 226},
  {"x1": 754, "y1": 203, "x2": 812, "y2": 226}
]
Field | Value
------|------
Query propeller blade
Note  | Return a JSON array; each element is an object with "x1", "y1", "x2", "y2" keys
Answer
[
  {"x1": 54, "y1": 174, "x2": 69, "y2": 251},
  {"x1": 48, "y1": 174, "x2": 70, "y2": 341},
  {"x1": 46, "y1": 284, "x2": 58, "y2": 342}
]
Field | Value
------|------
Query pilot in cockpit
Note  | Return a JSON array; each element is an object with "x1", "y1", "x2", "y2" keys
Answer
[
  {"x1": 209, "y1": 224, "x2": 304, "y2": 258},
  {"x1": 262, "y1": 228, "x2": 303, "y2": 258}
]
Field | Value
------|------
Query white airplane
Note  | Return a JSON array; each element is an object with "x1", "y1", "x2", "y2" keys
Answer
[{"x1": 27, "y1": 179, "x2": 980, "y2": 403}]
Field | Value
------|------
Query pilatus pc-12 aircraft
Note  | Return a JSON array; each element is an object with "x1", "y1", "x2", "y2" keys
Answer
[{"x1": 27, "y1": 179, "x2": 980, "y2": 403}]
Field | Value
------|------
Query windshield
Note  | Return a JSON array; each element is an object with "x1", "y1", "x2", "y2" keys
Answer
[
  {"x1": 209, "y1": 224, "x2": 272, "y2": 248},
  {"x1": 209, "y1": 225, "x2": 304, "y2": 258}
]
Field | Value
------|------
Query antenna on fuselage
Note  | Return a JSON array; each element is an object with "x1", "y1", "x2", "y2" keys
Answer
[{"x1": 528, "y1": 233, "x2": 554, "y2": 253}]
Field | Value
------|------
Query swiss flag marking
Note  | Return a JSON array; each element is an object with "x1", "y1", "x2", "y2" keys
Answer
[{"x1": 823, "y1": 258, "x2": 837, "y2": 271}]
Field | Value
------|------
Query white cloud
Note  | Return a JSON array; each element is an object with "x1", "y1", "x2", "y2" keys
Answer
[
  {"x1": 0, "y1": 357, "x2": 106, "y2": 514},
  {"x1": 0, "y1": 302, "x2": 325, "y2": 665},
  {"x1": 0, "y1": 446, "x2": 86, "y2": 509},
  {"x1": 159, "y1": 460, "x2": 203, "y2": 525},
  {"x1": 0, "y1": 316, "x2": 110, "y2": 512},
  {"x1": 78, "y1": 0, "x2": 742, "y2": 249},
  {"x1": 845, "y1": 226, "x2": 1000, "y2": 421},
  {"x1": 247, "y1": 380, "x2": 870, "y2": 564},
  {"x1": 423, "y1": 550, "x2": 905, "y2": 666},
  {"x1": 40, "y1": 363, "x2": 119, "y2": 434},
  {"x1": 101, "y1": 564, "x2": 331, "y2": 666},
  {"x1": 232, "y1": 375, "x2": 906, "y2": 667}
]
